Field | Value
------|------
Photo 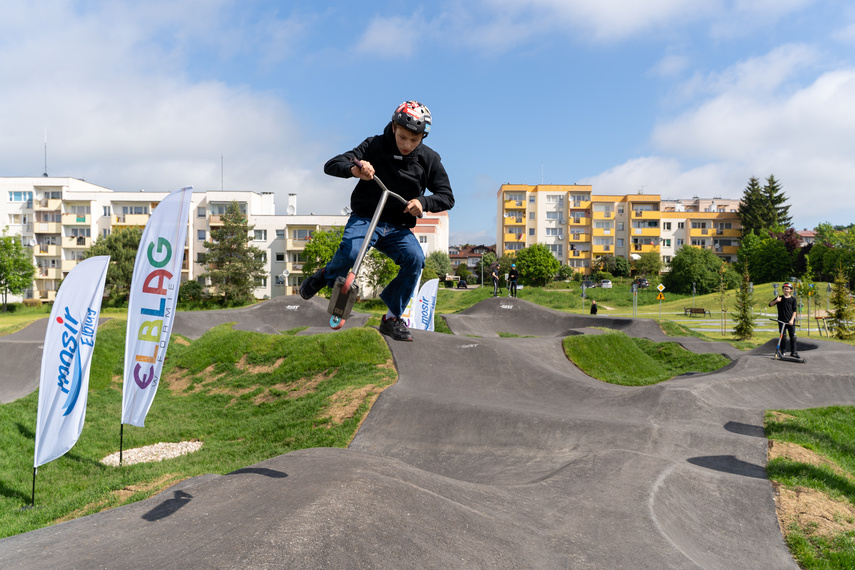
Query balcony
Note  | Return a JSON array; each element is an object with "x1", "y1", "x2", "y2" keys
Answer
[
  {"x1": 286, "y1": 261, "x2": 306, "y2": 274},
  {"x1": 592, "y1": 211, "x2": 614, "y2": 220},
  {"x1": 567, "y1": 217, "x2": 590, "y2": 226},
  {"x1": 61, "y1": 259, "x2": 80, "y2": 271},
  {"x1": 63, "y1": 236, "x2": 91, "y2": 248},
  {"x1": 569, "y1": 200, "x2": 591, "y2": 209},
  {"x1": 631, "y1": 227, "x2": 660, "y2": 237},
  {"x1": 503, "y1": 232, "x2": 525, "y2": 242},
  {"x1": 209, "y1": 214, "x2": 224, "y2": 227},
  {"x1": 503, "y1": 199, "x2": 526, "y2": 210},
  {"x1": 592, "y1": 244, "x2": 613, "y2": 254},
  {"x1": 286, "y1": 238, "x2": 311, "y2": 251},
  {"x1": 34, "y1": 199, "x2": 62, "y2": 211},
  {"x1": 504, "y1": 218, "x2": 525, "y2": 227},
  {"x1": 592, "y1": 228, "x2": 613, "y2": 237},
  {"x1": 630, "y1": 209, "x2": 661, "y2": 220},
  {"x1": 35, "y1": 222, "x2": 62, "y2": 234},
  {"x1": 689, "y1": 227, "x2": 712, "y2": 237},
  {"x1": 62, "y1": 213, "x2": 91, "y2": 225},
  {"x1": 37, "y1": 268, "x2": 62, "y2": 279},
  {"x1": 35, "y1": 244, "x2": 61, "y2": 256},
  {"x1": 632, "y1": 244, "x2": 660, "y2": 254},
  {"x1": 568, "y1": 249, "x2": 592, "y2": 259},
  {"x1": 35, "y1": 289, "x2": 58, "y2": 302},
  {"x1": 568, "y1": 233, "x2": 590, "y2": 242},
  {"x1": 716, "y1": 245, "x2": 739, "y2": 255},
  {"x1": 114, "y1": 214, "x2": 150, "y2": 227},
  {"x1": 714, "y1": 228, "x2": 741, "y2": 237}
]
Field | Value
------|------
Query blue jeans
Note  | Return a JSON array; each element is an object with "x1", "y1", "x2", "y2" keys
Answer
[{"x1": 322, "y1": 216, "x2": 424, "y2": 318}]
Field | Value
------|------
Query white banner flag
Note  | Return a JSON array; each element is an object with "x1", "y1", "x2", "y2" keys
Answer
[
  {"x1": 122, "y1": 186, "x2": 192, "y2": 427},
  {"x1": 34, "y1": 256, "x2": 110, "y2": 468},
  {"x1": 411, "y1": 278, "x2": 439, "y2": 331}
]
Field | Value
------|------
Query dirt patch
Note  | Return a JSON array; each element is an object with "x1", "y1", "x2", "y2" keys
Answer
[
  {"x1": 254, "y1": 371, "x2": 332, "y2": 404},
  {"x1": 173, "y1": 336, "x2": 190, "y2": 346},
  {"x1": 769, "y1": 440, "x2": 855, "y2": 539},
  {"x1": 323, "y1": 384, "x2": 387, "y2": 426},
  {"x1": 236, "y1": 354, "x2": 286, "y2": 374},
  {"x1": 55, "y1": 474, "x2": 183, "y2": 524}
]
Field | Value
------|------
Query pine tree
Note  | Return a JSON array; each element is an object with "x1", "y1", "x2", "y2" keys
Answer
[
  {"x1": 737, "y1": 177, "x2": 774, "y2": 236},
  {"x1": 200, "y1": 201, "x2": 266, "y2": 305},
  {"x1": 731, "y1": 263, "x2": 755, "y2": 340},
  {"x1": 763, "y1": 175, "x2": 792, "y2": 229},
  {"x1": 829, "y1": 265, "x2": 855, "y2": 340}
]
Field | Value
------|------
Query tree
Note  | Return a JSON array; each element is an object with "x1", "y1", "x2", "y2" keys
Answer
[
  {"x1": 736, "y1": 229, "x2": 762, "y2": 274},
  {"x1": 0, "y1": 228, "x2": 36, "y2": 311},
  {"x1": 425, "y1": 250, "x2": 452, "y2": 280},
  {"x1": 763, "y1": 175, "x2": 792, "y2": 229},
  {"x1": 738, "y1": 177, "x2": 774, "y2": 237},
  {"x1": 301, "y1": 226, "x2": 344, "y2": 278},
  {"x1": 731, "y1": 263, "x2": 756, "y2": 340},
  {"x1": 635, "y1": 251, "x2": 662, "y2": 277},
  {"x1": 85, "y1": 226, "x2": 142, "y2": 303},
  {"x1": 200, "y1": 201, "x2": 266, "y2": 305},
  {"x1": 362, "y1": 249, "x2": 399, "y2": 298},
  {"x1": 515, "y1": 243, "x2": 560, "y2": 286},
  {"x1": 829, "y1": 265, "x2": 854, "y2": 340},
  {"x1": 751, "y1": 238, "x2": 792, "y2": 284},
  {"x1": 594, "y1": 255, "x2": 630, "y2": 278},
  {"x1": 662, "y1": 246, "x2": 723, "y2": 294}
]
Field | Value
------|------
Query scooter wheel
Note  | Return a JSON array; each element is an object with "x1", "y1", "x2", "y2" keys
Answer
[
  {"x1": 330, "y1": 315, "x2": 345, "y2": 330},
  {"x1": 342, "y1": 273, "x2": 356, "y2": 295}
]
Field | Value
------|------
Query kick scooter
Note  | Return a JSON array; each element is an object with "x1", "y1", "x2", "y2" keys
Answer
[
  {"x1": 327, "y1": 159, "x2": 412, "y2": 330},
  {"x1": 772, "y1": 319, "x2": 806, "y2": 363}
]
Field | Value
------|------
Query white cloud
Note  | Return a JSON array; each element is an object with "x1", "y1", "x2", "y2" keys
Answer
[
  {"x1": 355, "y1": 16, "x2": 417, "y2": 57},
  {"x1": 590, "y1": 46, "x2": 855, "y2": 228},
  {"x1": 0, "y1": 1, "x2": 342, "y2": 215}
]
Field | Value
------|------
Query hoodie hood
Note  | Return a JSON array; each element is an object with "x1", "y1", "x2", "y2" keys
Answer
[{"x1": 382, "y1": 121, "x2": 419, "y2": 162}]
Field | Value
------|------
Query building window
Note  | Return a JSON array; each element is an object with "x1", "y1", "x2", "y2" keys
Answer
[
  {"x1": 528, "y1": 212, "x2": 534, "y2": 219},
  {"x1": 546, "y1": 212, "x2": 559, "y2": 220},
  {"x1": 617, "y1": 206, "x2": 624, "y2": 214},
  {"x1": 528, "y1": 195, "x2": 535, "y2": 203},
  {"x1": 292, "y1": 229, "x2": 312, "y2": 240},
  {"x1": 275, "y1": 252, "x2": 285, "y2": 262},
  {"x1": 663, "y1": 239, "x2": 671, "y2": 247},
  {"x1": 9, "y1": 191, "x2": 33, "y2": 202},
  {"x1": 276, "y1": 229, "x2": 285, "y2": 239},
  {"x1": 198, "y1": 230, "x2": 205, "y2": 240},
  {"x1": 197, "y1": 253, "x2": 205, "y2": 263},
  {"x1": 122, "y1": 206, "x2": 148, "y2": 215},
  {"x1": 676, "y1": 239, "x2": 684, "y2": 246},
  {"x1": 677, "y1": 222, "x2": 685, "y2": 229},
  {"x1": 103, "y1": 206, "x2": 111, "y2": 216},
  {"x1": 505, "y1": 243, "x2": 523, "y2": 250},
  {"x1": 546, "y1": 228, "x2": 559, "y2": 236},
  {"x1": 663, "y1": 222, "x2": 671, "y2": 230},
  {"x1": 254, "y1": 230, "x2": 267, "y2": 241},
  {"x1": 616, "y1": 222, "x2": 624, "y2": 231},
  {"x1": 617, "y1": 238, "x2": 624, "y2": 248},
  {"x1": 197, "y1": 207, "x2": 206, "y2": 218},
  {"x1": 102, "y1": 229, "x2": 111, "y2": 238},
  {"x1": 255, "y1": 277, "x2": 267, "y2": 287},
  {"x1": 419, "y1": 235, "x2": 428, "y2": 244},
  {"x1": 69, "y1": 205, "x2": 91, "y2": 214},
  {"x1": 529, "y1": 228, "x2": 535, "y2": 236}
]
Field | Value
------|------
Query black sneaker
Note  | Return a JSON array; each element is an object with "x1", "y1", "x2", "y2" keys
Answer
[
  {"x1": 791, "y1": 352, "x2": 800, "y2": 359},
  {"x1": 299, "y1": 268, "x2": 326, "y2": 300},
  {"x1": 379, "y1": 316, "x2": 413, "y2": 342}
]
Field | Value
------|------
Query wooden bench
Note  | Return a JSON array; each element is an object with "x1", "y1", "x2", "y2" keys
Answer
[{"x1": 684, "y1": 307, "x2": 710, "y2": 317}]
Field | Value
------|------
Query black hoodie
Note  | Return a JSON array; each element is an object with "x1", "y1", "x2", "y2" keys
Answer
[{"x1": 323, "y1": 122, "x2": 455, "y2": 228}]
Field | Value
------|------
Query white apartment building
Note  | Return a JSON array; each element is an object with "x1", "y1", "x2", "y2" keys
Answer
[{"x1": 2, "y1": 178, "x2": 450, "y2": 303}]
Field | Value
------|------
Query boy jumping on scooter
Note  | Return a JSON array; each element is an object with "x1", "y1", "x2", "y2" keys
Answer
[
  {"x1": 769, "y1": 282, "x2": 799, "y2": 358},
  {"x1": 300, "y1": 101, "x2": 455, "y2": 342}
]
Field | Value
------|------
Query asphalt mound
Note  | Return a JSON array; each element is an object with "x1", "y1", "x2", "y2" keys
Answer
[{"x1": 4, "y1": 298, "x2": 855, "y2": 568}]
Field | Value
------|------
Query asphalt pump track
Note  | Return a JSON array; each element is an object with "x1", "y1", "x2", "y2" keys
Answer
[{"x1": 1, "y1": 296, "x2": 854, "y2": 569}]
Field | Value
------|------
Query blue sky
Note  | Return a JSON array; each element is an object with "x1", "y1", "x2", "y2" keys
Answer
[{"x1": 2, "y1": 0, "x2": 854, "y2": 245}]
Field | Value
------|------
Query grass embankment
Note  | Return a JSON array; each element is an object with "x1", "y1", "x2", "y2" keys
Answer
[
  {"x1": 0, "y1": 319, "x2": 394, "y2": 538},
  {"x1": 765, "y1": 408, "x2": 855, "y2": 568},
  {"x1": 562, "y1": 330, "x2": 730, "y2": 386}
]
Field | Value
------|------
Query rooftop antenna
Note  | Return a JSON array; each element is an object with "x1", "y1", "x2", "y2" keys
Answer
[
  {"x1": 541, "y1": 162, "x2": 544, "y2": 184},
  {"x1": 638, "y1": 185, "x2": 646, "y2": 194},
  {"x1": 221, "y1": 154, "x2": 224, "y2": 191},
  {"x1": 42, "y1": 128, "x2": 48, "y2": 177}
]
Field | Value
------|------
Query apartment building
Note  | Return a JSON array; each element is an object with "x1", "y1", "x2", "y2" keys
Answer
[
  {"x1": 3, "y1": 178, "x2": 451, "y2": 303},
  {"x1": 497, "y1": 184, "x2": 741, "y2": 274}
]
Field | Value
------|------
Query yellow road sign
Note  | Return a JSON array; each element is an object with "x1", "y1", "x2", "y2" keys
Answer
[{"x1": 656, "y1": 292, "x2": 665, "y2": 300}]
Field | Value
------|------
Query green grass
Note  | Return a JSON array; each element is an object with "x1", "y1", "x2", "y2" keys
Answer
[
  {"x1": 0, "y1": 320, "x2": 394, "y2": 538},
  {"x1": 562, "y1": 330, "x2": 730, "y2": 386},
  {"x1": 765, "y1": 408, "x2": 855, "y2": 568}
]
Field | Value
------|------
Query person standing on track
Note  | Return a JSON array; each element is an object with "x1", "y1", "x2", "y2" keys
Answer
[
  {"x1": 299, "y1": 101, "x2": 455, "y2": 342},
  {"x1": 769, "y1": 282, "x2": 799, "y2": 358},
  {"x1": 508, "y1": 263, "x2": 519, "y2": 298}
]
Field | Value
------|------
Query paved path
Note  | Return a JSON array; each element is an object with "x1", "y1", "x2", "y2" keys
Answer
[{"x1": 2, "y1": 296, "x2": 854, "y2": 568}]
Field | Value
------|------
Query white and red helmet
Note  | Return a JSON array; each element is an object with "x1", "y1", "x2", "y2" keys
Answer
[{"x1": 392, "y1": 101, "x2": 431, "y2": 137}]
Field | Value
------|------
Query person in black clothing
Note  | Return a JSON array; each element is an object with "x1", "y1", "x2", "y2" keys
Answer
[
  {"x1": 508, "y1": 263, "x2": 519, "y2": 298},
  {"x1": 769, "y1": 282, "x2": 799, "y2": 357},
  {"x1": 300, "y1": 101, "x2": 455, "y2": 342},
  {"x1": 590, "y1": 299, "x2": 598, "y2": 315},
  {"x1": 491, "y1": 265, "x2": 500, "y2": 297}
]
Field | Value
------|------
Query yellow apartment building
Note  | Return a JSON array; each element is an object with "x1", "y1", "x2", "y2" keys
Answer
[{"x1": 497, "y1": 184, "x2": 741, "y2": 275}]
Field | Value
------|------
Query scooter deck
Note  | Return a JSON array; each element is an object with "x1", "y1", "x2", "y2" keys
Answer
[{"x1": 774, "y1": 352, "x2": 806, "y2": 363}]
